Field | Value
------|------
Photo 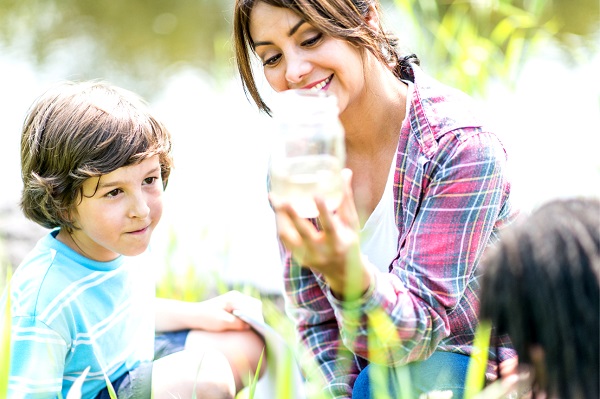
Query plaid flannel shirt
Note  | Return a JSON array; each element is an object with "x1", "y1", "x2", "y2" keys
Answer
[{"x1": 283, "y1": 64, "x2": 516, "y2": 398}]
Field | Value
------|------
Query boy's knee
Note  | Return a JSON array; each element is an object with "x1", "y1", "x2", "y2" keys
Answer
[
  {"x1": 193, "y1": 349, "x2": 236, "y2": 399},
  {"x1": 194, "y1": 380, "x2": 235, "y2": 399},
  {"x1": 152, "y1": 349, "x2": 235, "y2": 399}
]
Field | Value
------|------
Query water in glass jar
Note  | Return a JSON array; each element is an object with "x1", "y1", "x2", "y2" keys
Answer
[{"x1": 270, "y1": 154, "x2": 344, "y2": 218}]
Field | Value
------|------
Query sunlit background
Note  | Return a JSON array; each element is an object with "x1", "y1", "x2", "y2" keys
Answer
[{"x1": 0, "y1": 0, "x2": 598, "y2": 295}]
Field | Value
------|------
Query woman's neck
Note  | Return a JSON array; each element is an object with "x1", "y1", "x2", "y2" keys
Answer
[{"x1": 341, "y1": 60, "x2": 408, "y2": 158}]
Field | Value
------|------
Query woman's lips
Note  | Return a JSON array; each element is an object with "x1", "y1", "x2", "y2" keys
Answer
[{"x1": 305, "y1": 75, "x2": 332, "y2": 91}]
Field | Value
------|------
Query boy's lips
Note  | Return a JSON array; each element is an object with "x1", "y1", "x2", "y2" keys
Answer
[{"x1": 127, "y1": 225, "x2": 150, "y2": 234}]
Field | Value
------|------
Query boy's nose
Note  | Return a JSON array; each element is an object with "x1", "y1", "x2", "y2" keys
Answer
[{"x1": 129, "y1": 193, "x2": 150, "y2": 219}]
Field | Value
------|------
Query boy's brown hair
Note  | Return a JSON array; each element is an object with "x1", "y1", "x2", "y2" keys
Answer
[{"x1": 20, "y1": 80, "x2": 173, "y2": 230}]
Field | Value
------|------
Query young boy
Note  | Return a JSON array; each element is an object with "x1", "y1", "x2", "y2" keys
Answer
[{"x1": 2, "y1": 81, "x2": 265, "y2": 399}]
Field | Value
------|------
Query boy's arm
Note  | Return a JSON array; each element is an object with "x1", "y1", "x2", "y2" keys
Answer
[
  {"x1": 154, "y1": 291, "x2": 261, "y2": 333},
  {"x1": 9, "y1": 317, "x2": 66, "y2": 398}
]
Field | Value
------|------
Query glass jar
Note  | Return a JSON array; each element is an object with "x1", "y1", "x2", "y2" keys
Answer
[{"x1": 269, "y1": 89, "x2": 346, "y2": 218}]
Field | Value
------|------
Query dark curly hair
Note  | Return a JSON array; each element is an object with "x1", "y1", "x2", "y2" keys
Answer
[
  {"x1": 479, "y1": 197, "x2": 600, "y2": 399},
  {"x1": 20, "y1": 80, "x2": 174, "y2": 231}
]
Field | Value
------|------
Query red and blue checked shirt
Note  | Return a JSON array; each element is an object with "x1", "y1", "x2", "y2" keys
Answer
[{"x1": 282, "y1": 64, "x2": 516, "y2": 398}]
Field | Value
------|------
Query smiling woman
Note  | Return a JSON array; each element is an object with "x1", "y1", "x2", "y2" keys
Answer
[{"x1": 233, "y1": 0, "x2": 517, "y2": 397}]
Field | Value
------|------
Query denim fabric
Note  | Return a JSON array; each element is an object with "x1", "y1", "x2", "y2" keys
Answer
[
  {"x1": 94, "y1": 330, "x2": 190, "y2": 399},
  {"x1": 352, "y1": 351, "x2": 470, "y2": 399}
]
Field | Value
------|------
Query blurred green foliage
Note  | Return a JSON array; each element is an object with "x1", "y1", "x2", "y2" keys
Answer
[
  {"x1": 0, "y1": 0, "x2": 235, "y2": 98},
  {"x1": 393, "y1": 0, "x2": 599, "y2": 95},
  {"x1": 0, "y1": 0, "x2": 596, "y2": 98}
]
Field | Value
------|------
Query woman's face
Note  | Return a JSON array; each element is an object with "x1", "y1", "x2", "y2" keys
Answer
[{"x1": 249, "y1": 1, "x2": 366, "y2": 115}]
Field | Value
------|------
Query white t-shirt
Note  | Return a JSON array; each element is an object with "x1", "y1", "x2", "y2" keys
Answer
[
  {"x1": 359, "y1": 150, "x2": 400, "y2": 272},
  {"x1": 359, "y1": 81, "x2": 412, "y2": 272}
]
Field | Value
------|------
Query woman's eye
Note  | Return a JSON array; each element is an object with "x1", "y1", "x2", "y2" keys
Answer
[
  {"x1": 302, "y1": 33, "x2": 322, "y2": 47},
  {"x1": 143, "y1": 177, "x2": 158, "y2": 185},
  {"x1": 263, "y1": 54, "x2": 281, "y2": 67}
]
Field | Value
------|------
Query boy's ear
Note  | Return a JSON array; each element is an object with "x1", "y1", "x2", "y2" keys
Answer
[
  {"x1": 365, "y1": 3, "x2": 380, "y2": 32},
  {"x1": 59, "y1": 206, "x2": 78, "y2": 229}
]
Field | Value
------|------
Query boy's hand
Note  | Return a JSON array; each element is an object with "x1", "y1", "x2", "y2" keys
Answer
[
  {"x1": 195, "y1": 290, "x2": 263, "y2": 332},
  {"x1": 154, "y1": 291, "x2": 262, "y2": 332}
]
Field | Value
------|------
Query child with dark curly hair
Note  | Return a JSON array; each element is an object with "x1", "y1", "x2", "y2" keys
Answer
[{"x1": 479, "y1": 197, "x2": 600, "y2": 399}]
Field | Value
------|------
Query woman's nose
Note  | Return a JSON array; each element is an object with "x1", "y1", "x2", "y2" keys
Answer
[{"x1": 284, "y1": 52, "x2": 312, "y2": 87}]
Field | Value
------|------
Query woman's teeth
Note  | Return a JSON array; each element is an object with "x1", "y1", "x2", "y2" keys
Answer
[{"x1": 311, "y1": 76, "x2": 331, "y2": 91}]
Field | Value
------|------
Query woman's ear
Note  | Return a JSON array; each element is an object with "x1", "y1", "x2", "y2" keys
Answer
[{"x1": 365, "y1": 3, "x2": 380, "y2": 31}]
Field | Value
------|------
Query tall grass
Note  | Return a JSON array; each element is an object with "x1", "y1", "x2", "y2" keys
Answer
[
  {"x1": 0, "y1": 267, "x2": 11, "y2": 398},
  {"x1": 0, "y1": 236, "x2": 497, "y2": 399},
  {"x1": 464, "y1": 321, "x2": 492, "y2": 399}
]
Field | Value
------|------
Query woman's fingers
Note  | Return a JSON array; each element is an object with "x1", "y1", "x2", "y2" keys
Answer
[
  {"x1": 316, "y1": 168, "x2": 357, "y2": 234},
  {"x1": 272, "y1": 202, "x2": 304, "y2": 247},
  {"x1": 270, "y1": 168, "x2": 359, "y2": 271},
  {"x1": 338, "y1": 168, "x2": 360, "y2": 231},
  {"x1": 273, "y1": 201, "x2": 319, "y2": 265},
  {"x1": 314, "y1": 195, "x2": 335, "y2": 235}
]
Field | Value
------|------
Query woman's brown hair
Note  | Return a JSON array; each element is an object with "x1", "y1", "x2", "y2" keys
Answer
[{"x1": 233, "y1": 0, "x2": 419, "y2": 115}]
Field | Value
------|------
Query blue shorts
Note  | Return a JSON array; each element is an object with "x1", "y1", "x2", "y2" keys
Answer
[
  {"x1": 94, "y1": 330, "x2": 190, "y2": 399},
  {"x1": 352, "y1": 351, "x2": 471, "y2": 399}
]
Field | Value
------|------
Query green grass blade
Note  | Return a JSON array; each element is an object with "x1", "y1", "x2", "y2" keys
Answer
[
  {"x1": 247, "y1": 348, "x2": 265, "y2": 399},
  {"x1": 0, "y1": 268, "x2": 12, "y2": 398},
  {"x1": 191, "y1": 352, "x2": 207, "y2": 399},
  {"x1": 66, "y1": 366, "x2": 90, "y2": 399},
  {"x1": 367, "y1": 307, "x2": 411, "y2": 399},
  {"x1": 463, "y1": 321, "x2": 492, "y2": 399},
  {"x1": 103, "y1": 376, "x2": 118, "y2": 399},
  {"x1": 391, "y1": 364, "x2": 412, "y2": 399},
  {"x1": 275, "y1": 346, "x2": 294, "y2": 399}
]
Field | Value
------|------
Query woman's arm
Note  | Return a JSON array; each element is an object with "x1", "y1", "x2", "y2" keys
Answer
[
  {"x1": 278, "y1": 129, "x2": 510, "y2": 390},
  {"x1": 337, "y1": 130, "x2": 511, "y2": 363},
  {"x1": 285, "y1": 254, "x2": 365, "y2": 398}
]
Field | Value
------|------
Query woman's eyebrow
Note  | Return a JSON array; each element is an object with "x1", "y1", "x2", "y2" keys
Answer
[{"x1": 253, "y1": 20, "x2": 306, "y2": 49}]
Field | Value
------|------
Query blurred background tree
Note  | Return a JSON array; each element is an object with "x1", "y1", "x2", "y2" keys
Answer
[
  {"x1": 0, "y1": 0, "x2": 597, "y2": 98},
  {"x1": 393, "y1": 0, "x2": 599, "y2": 95},
  {"x1": 0, "y1": 0, "x2": 235, "y2": 98},
  {"x1": 0, "y1": 0, "x2": 598, "y2": 290}
]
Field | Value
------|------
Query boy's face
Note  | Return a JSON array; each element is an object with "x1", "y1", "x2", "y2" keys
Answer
[{"x1": 60, "y1": 155, "x2": 164, "y2": 262}]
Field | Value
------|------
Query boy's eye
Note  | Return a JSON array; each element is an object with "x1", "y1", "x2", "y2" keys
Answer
[
  {"x1": 105, "y1": 189, "x2": 122, "y2": 198},
  {"x1": 143, "y1": 177, "x2": 158, "y2": 185}
]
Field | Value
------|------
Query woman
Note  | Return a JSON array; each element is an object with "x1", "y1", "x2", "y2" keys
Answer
[{"x1": 233, "y1": 0, "x2": 515, "y2": 397}]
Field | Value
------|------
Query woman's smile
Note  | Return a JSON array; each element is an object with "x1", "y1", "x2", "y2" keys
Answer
[{"x1": 305, "y1": 74, "x2": 333, "y2": 91}]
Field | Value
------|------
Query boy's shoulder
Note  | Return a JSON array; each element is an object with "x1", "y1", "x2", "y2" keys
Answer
[{"x1": 10, "y1": 232, "x2": 93, "y2": 318}]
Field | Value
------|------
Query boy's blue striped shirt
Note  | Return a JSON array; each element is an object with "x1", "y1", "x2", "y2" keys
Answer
[{"x1": 3, "y1": 229, "x2": 155, "y2": 398}]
